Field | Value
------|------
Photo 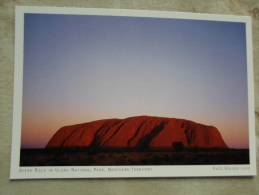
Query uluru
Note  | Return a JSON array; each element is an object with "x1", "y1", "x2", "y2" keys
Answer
[{"x1": 46, "y1": 116, "x2": 229, "y2": 150}]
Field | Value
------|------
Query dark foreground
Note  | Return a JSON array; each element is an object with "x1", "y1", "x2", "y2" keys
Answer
[{"x1": 20, "y1": 148, "x2": 249, "y2": 166}]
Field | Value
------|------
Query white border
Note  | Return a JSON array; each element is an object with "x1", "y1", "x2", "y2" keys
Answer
[{"x1": 10, "y1": 6, "x2": 256, "y2": 179}]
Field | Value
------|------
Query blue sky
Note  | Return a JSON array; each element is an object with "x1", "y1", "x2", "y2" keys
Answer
[{"x1": 22, "y1": 13, "x2": 249, "y2": 148}]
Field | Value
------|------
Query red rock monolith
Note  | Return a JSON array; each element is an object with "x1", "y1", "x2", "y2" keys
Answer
[{"x1": 46, "y1": 116, "x2": 229, "y2": 149}]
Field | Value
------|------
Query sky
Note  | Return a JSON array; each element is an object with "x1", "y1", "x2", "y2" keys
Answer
[{"x1": 21, "y1": 13, "x2": 249, "y2": 149}]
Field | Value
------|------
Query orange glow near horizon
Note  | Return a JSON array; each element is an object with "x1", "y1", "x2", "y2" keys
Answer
[{"x1": 21, "y1": 109, "x2": 249, "y2": 149}]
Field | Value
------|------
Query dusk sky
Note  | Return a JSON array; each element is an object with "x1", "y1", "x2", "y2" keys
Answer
[{"x1": 22, "y1": 13, "x2": 249, "y2": 149}]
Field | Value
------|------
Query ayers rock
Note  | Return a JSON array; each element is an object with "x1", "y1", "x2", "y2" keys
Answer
[{"x1": 46, "y1": 116, "x2": 229, "y2": 150}]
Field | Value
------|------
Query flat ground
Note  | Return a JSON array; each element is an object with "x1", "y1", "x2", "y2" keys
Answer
[{"x1": 20, "y1": 148, "x2": 249, "y2": 166}]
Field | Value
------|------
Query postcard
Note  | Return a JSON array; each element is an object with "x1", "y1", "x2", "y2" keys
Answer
[{"x1": 10, "y1": 6, "x2": 256, "y2": 179}]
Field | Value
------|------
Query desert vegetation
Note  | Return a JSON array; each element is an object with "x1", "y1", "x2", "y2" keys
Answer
[{"x1": 20, "y1": 148, "x2": 249, "y2": 166}]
